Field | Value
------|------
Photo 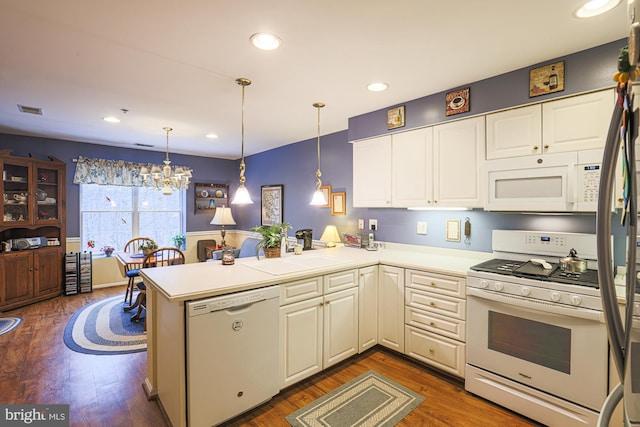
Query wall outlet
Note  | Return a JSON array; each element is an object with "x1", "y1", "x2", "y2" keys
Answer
[
  {"x1": 369, "y1": 219, "x2": 377, "y2": 230},
  {"x1": 358, "y1": 219, "x2": 364, "y2": 230},
  {"x1": 417, "y1": 221, "x2": 427, "y2": 235}
]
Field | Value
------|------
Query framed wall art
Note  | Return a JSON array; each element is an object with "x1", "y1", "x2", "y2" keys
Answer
[
  {"x1": 387, "y1": 106, "x2": 405, "y2": 130},
  {"x1": 319, "y1": 185, "x2": 331, "y2": 208},
  {"x1": 529, "y1": 61, "x2": 564, "y2": 97},
  {"x1": 445, "y1": 88, "x2": 470, "y2": 116},
  {"x1": 331, "y1": 191, "x2": 346, "y2": 216},
  {"x1": 261, "y1": 184, "x2": 283, "y2": 225}
]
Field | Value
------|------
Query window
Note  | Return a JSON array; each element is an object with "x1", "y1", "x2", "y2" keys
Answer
[{"x1": 80, "y1": 184, "x2": 185, "y2": 254}]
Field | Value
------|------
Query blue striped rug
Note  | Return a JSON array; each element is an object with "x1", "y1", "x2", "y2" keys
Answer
[
  {"x1": 0, "y1": 317, "x2": 22, "y2": 336},
  {"x1": 63, "y1": 295, "x2": 146, "y2": 355}
]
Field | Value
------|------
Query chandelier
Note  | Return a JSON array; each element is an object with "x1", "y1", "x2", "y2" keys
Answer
[
  {"x1": 140, "y1": 127, "x2": 192, "y2": 195},
  {"x1": 309, "y1": 102, "x2": 328, "y2": 205}
]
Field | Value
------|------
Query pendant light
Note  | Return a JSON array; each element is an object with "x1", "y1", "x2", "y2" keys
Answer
[
  {"x1": 310, "y1": 102, "x2": 328, "y2": 206},
  {"x1": 231, "y1": 78, "x2": 254, "y2": 205},
  {"x1": 140, "y1": 127, "x2": 192, "y2": 195}
]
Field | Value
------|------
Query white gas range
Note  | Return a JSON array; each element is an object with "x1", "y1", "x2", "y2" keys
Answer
[{"x1": 465, "y1": 230, "x2": 609, "y2": 427}]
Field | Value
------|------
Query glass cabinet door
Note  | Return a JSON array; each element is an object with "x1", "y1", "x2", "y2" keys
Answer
[
  {"x1": 35, "y1": 166, "x2": 60, "y2": 223},
  {"x1": 2, "y1": 159, "x2": 31, "y2": 224}
]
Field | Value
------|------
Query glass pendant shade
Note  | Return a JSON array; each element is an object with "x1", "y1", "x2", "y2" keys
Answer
[
  {"x1": 231, "y1": 185, "x2": 253, "y2": 204},
  {"x1": 310, "y1": 189, "x2": 328, "y2": 206}
]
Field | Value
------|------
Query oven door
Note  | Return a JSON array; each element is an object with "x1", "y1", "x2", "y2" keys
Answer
[{"x1": 467, "y1": 289, "x2": 608, "y2": 411}]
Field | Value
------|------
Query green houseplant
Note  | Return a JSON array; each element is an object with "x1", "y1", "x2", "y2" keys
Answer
[
  {"x1": 140, "y1": 241, "x2": 159, "y2": 256},
  {"x1": 250, "y1": 222, "x2": 292, "y2": 258},
  {"x1": 171, "y1": 233, "x2": 186, "y2": 250}
]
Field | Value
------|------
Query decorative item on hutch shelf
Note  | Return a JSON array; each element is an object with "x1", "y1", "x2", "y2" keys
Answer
[
  {"x1": 309, "y1": 102, "x2": 329, "y2": 206},
  {"x1": 230, "y1": 77, "x2": 254, "y2": 205},
  {"x1": 139, "y1": 127, "x2": 193, "y2": 195},
  {"x1": 195, "y1": 183, "x2": 229, "y2": 214}
]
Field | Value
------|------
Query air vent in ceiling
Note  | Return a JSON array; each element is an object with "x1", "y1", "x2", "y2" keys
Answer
[
  {"x1": 17, "y1": 104, "x2": 43, "y2": 115},
  {"x1": 134, "y1": 143, "x2": 154, "y2": 148}
]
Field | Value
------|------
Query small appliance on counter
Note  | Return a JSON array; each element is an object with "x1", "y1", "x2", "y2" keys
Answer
[{"x1": 295, "y1": 229, "x2": 313, "y2": 250}]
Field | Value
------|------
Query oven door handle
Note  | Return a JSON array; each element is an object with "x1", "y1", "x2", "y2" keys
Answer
[{"x1": 467, "y1": 287, "x2": 605, "y2": 322}]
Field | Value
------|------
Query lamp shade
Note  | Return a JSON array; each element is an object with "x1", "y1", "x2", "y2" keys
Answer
[
  {"x1": 210, "y1": 207, "x2": 236, "y2": 226},
  {"x1": 231, "y1": 185, "x2": 253, "y2": 205},
  {"x1": 320, "y1": 225, "x2": 341, "y2": 247},
  {"x1": 310, "y1": 189, "x2": 328, "y2": 206}
]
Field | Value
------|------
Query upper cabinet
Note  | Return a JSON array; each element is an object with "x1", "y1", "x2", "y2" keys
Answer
[
  {"x1": 432, "y1": 117, "x2": 485, "y2": 208},
  {"x1": 353, "y1": 116, "x2": 484, "y2": 209},
  {"x1": 352, "y1": 135, "x2": 392, "y2": 207},
  {"x1": 486, "y1": 89, "x2": 614, "y2": 160}
]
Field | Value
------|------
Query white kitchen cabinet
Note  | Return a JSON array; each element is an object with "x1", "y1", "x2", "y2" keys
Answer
[
  {"x1": 432, "y1": 117, "x2": 485, "y2": 208},
  {"x1": 486, "y1": 104, "x2": 542, "y2": 159},
  {"x1": 352, "y1": 135, "x2": 392, "y2": 207},
  {"x1": 486, "y1": 89, "x2": 613, "y2": 161},
  {"x1": 404, "y1": 268, "x2": 466, "y2": 378},
  {"x1": 542, "y1": 89, "x2": 613, "y2": 153},
  {"x1": 279, "y1": 269, "x2": 359, "y2": 389},
  {"x1": 378, "y1": 265, "x2": 405, "y2": 352},
  {"x1": 358, "y1": 265, "x2": 378, "y2": 353},
  {"x1": 391, "y1": 127, "x2": 433, "y2": 207},
  {"x1": 279, "y1": 296, "x2": 323, "y2": 388},
  {"x1": 323, "y1": 287, "x2": 359, "y2": 368}
]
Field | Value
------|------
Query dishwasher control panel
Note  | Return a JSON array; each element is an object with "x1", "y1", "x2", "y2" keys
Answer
[{"x1": 188, "y1": 285, "x2": 280, "y2": 316}]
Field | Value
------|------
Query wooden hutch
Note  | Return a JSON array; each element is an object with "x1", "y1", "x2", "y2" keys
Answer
[{"x1": 0, "y1": 149, "x2": 66, "y2": 311}]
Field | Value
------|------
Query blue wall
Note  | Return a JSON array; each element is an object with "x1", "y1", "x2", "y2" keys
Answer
[{"x1": 0, "y1": 38, "x2": 630, "y2": 264}]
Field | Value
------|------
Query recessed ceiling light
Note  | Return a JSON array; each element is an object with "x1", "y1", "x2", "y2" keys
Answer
[
  {"x1": 367, "y1": 82, "x2": 388, "y2": 92},
  {"x1": 206, "y1": 133, "x2": 219, "y2": 139},
  {"x1": 573, "y1": 0, "x2": 621, "y2": 18},
  {"x1": 250, "y1": 33, "x2": 282, "y2": 51},
  {"x1": 103, "y1": 116, "x2": 120, "y2": 123},
  {"x1": 17, "y1": 104, "x2": 43, "y2": 115}
]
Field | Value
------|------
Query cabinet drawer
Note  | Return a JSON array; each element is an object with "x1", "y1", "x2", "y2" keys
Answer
[
  {"x1": 405, "y1": 287, "x2": 465, "y2": 320},
  {"x1": 280, "y1": 276, "x2": 323, "y2": 305},
  {"x1": 405, "y1": 306, "x2": 466, "y2": 341},
  {"x1": 405, "y1": 325, "x2": 465, "y2": 378},
  {"x1": 323, "y1": 269, "x2": 358, "y2": 294},
  {"x1": 405, "y1": 269, "x2": 465, "y2": 298}
]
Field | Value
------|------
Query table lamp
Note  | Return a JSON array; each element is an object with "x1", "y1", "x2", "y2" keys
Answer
[
  {"x1": 320, "y1": 225, "x2": 341, "y2": 248},
  {"x1": 210, "y1": 206, "x2": 236, "y2": 247}
]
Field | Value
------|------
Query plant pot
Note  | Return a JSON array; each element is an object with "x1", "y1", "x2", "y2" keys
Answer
[
  {"x1": 263, "y1": 247, "x2": 281, "y2": 258},
  {"x1": 143, "y1": 249, "x2": 153, "y2": 256}
]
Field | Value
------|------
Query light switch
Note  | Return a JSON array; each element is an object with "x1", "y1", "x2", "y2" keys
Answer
[{"x1": 417, "y1": 221, "x2": 427, "y2": 235}]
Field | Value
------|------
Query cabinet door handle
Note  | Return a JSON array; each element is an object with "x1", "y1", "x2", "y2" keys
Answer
[
  {"x1": 429, "y1": 322, "x2": 436, "y2": 326},
  {"x1": 428, "y1": 348, "x2": 435, "y2": 353},
  {"x1": 29, "y1": 267, "x2": 34, "y2": 271},
  {"x1": 430, "y1": 282, "x2": 437, "y2": 287},
  {"x1": 429, "y1": 302, "x2": 436, "y2": 306},
  {"x1": 533, "y1": 145, "x2": 539, "y2": 151},
  {"x1": 543, "y1": 144, "x2": 549, "y2": 151}
]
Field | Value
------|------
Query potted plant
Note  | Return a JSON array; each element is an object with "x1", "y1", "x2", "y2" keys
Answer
[
  {"x1": 171, "y1": 233, "x2": 186, "y2": 250},
  {"x1": 101, "y1": 245, "x2": 115, "y2": 257},
  {"x1": 140, "y1": 241, "x2": 159, "y2": 256},
  {"x1": 250, "y1": 222, "x2": 292, "y2": 259}
]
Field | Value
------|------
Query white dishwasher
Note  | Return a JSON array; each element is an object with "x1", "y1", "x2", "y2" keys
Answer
[{"x1": 186, "y1": 285, "x2": 280, "y2": 427}]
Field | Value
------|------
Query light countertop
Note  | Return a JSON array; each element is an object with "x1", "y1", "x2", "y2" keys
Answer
[{"x1": 140, "y1": 244, "x2": 492, "y2": 303}]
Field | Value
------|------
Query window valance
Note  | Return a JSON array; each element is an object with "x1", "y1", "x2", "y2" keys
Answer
[{"x1": 73, "y1": 156, "x2": 191, "y2": 187}]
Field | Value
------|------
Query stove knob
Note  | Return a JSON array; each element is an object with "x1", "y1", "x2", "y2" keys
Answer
[
  {"x1": 479, "y1": 280, "x2": 489, "y2": 289},
  {"x1": 521, "y1": 287, "x2": 531, "y2": 296},
  {"x1": 570, "y1": 295, "x2": 582, "y2": 306},
  {"x1": 551, "y1": 292, "x2": 561, "y2": 302},
  {"x1": 494, "y1": 282, "x2": 504, "y2": 292}
]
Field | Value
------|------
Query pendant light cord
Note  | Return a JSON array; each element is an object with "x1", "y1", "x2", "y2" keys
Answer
[
  {"x1": 236, "y1": 78, "x2": 251, "y2": 187},
  {"x1": 314, "y1": 102, "x2": 325, "y2": 190}
]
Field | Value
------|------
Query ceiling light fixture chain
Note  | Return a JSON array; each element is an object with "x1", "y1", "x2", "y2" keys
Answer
[
  {"x1": 140, "y1": 127, "x2": 192, "y2": 195},
  {"x1": 231, "y1": 77, "x2": 254, "y2": 204},
  {"x1": 310, "y1": 102, "x2": 328, "y2": 206}
]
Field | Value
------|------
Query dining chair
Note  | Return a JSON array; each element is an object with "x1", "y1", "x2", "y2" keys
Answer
[
  {"x1": 122, "y1": 237, "x2": 156, "y2": 305},
  {"x1": 131, "y1": 247, "x2": 186, "y2": 329}
]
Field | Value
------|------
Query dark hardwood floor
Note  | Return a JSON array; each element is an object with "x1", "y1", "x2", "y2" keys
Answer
[{"x1": 0, "y1": 285, "x2": 542, "y2": 427}]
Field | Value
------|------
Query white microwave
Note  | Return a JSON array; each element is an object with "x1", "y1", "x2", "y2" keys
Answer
[{"x1": 485, "y1": 149, "x2": 603, "y2": 212}]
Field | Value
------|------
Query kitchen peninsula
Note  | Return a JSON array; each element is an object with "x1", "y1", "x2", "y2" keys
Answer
[{"x1": 140, "y1": 243, "x2": 491, "y2": 427}]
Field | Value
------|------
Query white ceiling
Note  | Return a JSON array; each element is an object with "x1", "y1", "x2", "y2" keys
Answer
[{"x1": 0, "y1": 1, "x2": 629, "y2": 160}]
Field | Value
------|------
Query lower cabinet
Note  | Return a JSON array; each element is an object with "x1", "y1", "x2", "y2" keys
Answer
[
  {"x1": 0, "y1": 247, "x2": 62, "y2": 311},
  {"x1": 378, "y1": 265, "x2": 405, "y2": 352},
  {"x1": 358, "y1": 265, "x2": 378, "y2": 353},
  {"x1": 404, "y1": 268, "x2": 466, "y2": 378},
  {"x1": 279, "y1": 269, "x2": 359, "y2": 389}
]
